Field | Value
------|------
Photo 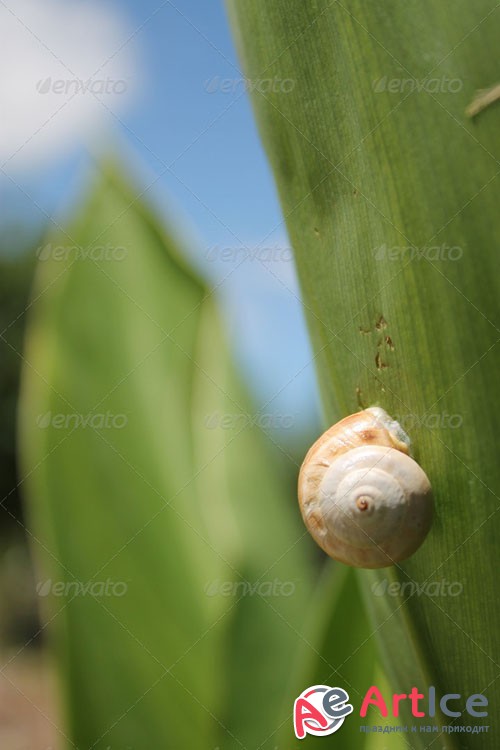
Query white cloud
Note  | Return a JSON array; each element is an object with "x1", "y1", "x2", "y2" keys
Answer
[{"x1": 0, "y1": 0, "x2": 137, "y2": 171}]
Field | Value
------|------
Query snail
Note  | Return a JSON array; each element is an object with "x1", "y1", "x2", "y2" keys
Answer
[{"x1": 298, "y1": 407, "x2": 433, "y2": 569}]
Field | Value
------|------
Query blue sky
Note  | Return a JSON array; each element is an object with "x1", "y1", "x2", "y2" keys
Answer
[{"x1": 0, "y1": 0, "x2": 321, "y2": 433}]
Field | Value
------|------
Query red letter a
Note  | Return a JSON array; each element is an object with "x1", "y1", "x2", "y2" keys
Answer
[
  {"x1": 360, "y1": 686, "x2": 389, "y2": 718},
  {"x1": 294, "y1": 698, "x2": 328, "y2": 739}
]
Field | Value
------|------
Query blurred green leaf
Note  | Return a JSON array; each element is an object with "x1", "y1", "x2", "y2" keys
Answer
[
  {"x1": 19, "y1": 166, "x2": 314, "y2": 748},
  {"x1": 284, "y1": 563, "x2": 377, "y2": 748},
  {"x1": 281, "y1": 563, "x2": 406, "y2": 749},
  {"x1": 228, "y1": 1, "x2": 500, "y2": 747},
  {"x1": 190, "y1": 287, "x2": 317, "y2": 748}
]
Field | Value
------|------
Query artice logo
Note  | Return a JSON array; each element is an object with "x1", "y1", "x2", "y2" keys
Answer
[
  {"x1": 293, "y1": 683, "x2": 489, "y2": 740},
  {"x1": 294, "y1": 685, "x2": 353, "y2": 739}
]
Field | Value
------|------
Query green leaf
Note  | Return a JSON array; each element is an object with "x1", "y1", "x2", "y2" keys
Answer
[
  {"x1": 282, "y1": 563, "x2": 378, "y2": 747},
  {"x1": 19, "y1": 165, "x2": 314, "y2": 748},
  {"x1": 189, "y1": 296, "x2": 316, "y2": 749},
  {"x1": 228, "y1": 1, "x2": 499, "y2": 747},
  {"x1": 280, "y1": 563, "x2": 406, "y2": 748}
]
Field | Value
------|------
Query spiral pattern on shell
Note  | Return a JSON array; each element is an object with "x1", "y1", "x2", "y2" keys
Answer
[{"x1": 298, "y1": 407, "x2": 434, "y2": 569}]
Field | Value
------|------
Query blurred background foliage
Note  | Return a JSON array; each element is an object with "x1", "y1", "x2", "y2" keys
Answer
[
  {"x1": 0, "y1": 161, "x2": 329, "y2": 749},
  {"x1": 0, "y1": 242, "x2": 39, "y2": 648},
  {"x1": 18, "y1": 164, "x2": 319, "y2": 749},
  {"x1": 0, "y1": 243, "x2": 35, "y2": 525},
  {"x1": 0, "y1": 0, "x2": 330, "y2": 746},
  {"x1": 1, "y1": 2, "x2": 321, "y2": 726}
]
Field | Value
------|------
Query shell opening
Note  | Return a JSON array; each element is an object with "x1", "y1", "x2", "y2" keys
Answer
[{"x1": 365, "y1": 407, "x2": 411, "y2": 454}]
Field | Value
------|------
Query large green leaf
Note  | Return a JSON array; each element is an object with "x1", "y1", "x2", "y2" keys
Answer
[
  {"x1": 228, "y1": 2, "x2": 499, "y2": 747},
  {"x1": 19, "y1": 166, "x2": 314, "y2": 748}
]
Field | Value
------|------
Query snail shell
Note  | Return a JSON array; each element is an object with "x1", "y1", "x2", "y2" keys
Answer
[{"x1": 298, "y1": 408, "x2": 433, "y2": 569}]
